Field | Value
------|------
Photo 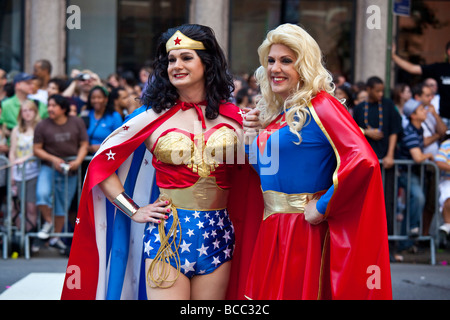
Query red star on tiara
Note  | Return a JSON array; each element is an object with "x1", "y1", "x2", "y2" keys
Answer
[{"x1": 174, "y1": 37, "x2": 182, "y2": 45}]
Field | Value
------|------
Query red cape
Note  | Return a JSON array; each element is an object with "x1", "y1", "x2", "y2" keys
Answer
[{"x1": 310, "y1": 92, "x2": 392, "y2": 299}]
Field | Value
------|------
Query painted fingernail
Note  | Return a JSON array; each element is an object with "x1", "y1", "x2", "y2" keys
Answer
[
  {"x1": 165, "y1": 201, "x2": 169, "y2": 205},
  {"x1": 166, "y1": 208, "x2": 171, "y2": 213},
  {"x1": 164, "y1": 215, "x2": 168, "y2": 219}
]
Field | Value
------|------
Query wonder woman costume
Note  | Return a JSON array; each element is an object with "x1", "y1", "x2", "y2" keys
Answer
[
  {"x1": 61, "y1": 28, "x2": 264, "y2": 300},
  {"x1": 60, "y1": 100, "x2": 263, "y2": 300},
  {"x1": 244, "y1": 91, "x2": 392, "y2": 300},
  {"x1": 144, "y1": 120, "x2": 239, "y2": 281}
]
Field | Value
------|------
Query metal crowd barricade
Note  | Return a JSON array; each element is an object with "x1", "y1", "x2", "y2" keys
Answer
[
  {"x1": 0, "y1": 155, "x2": 12, "y2": 259},
  {"x1": 380, "y1": 159, "x2": 439, "y2": 265},
  {"x1": 23, "y1": 156, "x2": 90, "y2": 259}
]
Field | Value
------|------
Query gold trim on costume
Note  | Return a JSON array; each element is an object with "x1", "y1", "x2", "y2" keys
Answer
[
  {"x1": 153, "y1": 131, "x2": 194, "y2": 166},
  {"x1": 153, "y1": 126, "x2": 238, "y2": 178},
  {"x1": 263, "y1": 190, "x2": 326, "y2": 220},
  {"x1": 307, "y1": 102, "x2": 341, "y2": 219},
  {"x1": 159, "y1": 177, "x2": 229, "y2": 210},
  {"x1": 166, "y1": 30, "x2": 206, "y2": 52}
]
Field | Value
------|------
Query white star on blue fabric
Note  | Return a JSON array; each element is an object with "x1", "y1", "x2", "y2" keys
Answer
[
  {"x1": 144, "y1": 240, "x2": 153, "y2": 255},
  {"x1": 223, "y1": 246, "x2": 232, "y2": 259},
  {"x1": 147, "y1": 223, "x2": 156, "y2": 233},
  {"x1": 180, "y1": 240, "x2": 192, "y2": 253},
  {"x1": 223, "y1": 230, "x2": 231, "y2": 243},
  {"x1": 212, "y1": 256, "x2": 221, "y2": 267},
  {"x1": 217, "y1": 217, "x2": 224, "y2": 228},
  {"x1": 181, "y1": 259, "x2": 196, "y2": 274},
  {"x1": 212, "y1": 238, "x2": 220, "y2": 249},
  {"x1": 187, "y1": 229, "x2": 195, "y2": 237},
  {"x1": 197, "y1": 243, "x2": 209, "y2": 256},
  {"x1": 193, "y1": 211, "x2": 200, "y2": 219},
  {"x1": 196, "y1": 221, "x2": 204, "y2": 229}
]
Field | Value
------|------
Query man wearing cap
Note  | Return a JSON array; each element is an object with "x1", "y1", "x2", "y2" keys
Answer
[
  {"x1": 0, "y1": 72, "x2": 48, "y2": 136},
  {"x1": 397, "y1": 98, "x2": 435, "y2": 240}
]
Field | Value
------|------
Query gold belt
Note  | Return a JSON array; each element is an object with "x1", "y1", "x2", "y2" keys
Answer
[
  {"x1": 263, "y1": 190, "x2": 326, "y2": 220},
  {"x1": 158, "y1": 177, "x2": 229, "y2": 210}
]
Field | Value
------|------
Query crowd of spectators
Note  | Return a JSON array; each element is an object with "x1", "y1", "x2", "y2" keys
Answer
[
  {"x1": 333, "y1": 68, "x2": 450, "y2": 261},
  {"x1": 0, "y1": 61, "x2": 145, "y2": 254}
]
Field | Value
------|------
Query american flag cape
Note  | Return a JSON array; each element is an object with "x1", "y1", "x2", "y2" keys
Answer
[{"x1": 61, "y1": 103, "x2": 264, "y2": 300}]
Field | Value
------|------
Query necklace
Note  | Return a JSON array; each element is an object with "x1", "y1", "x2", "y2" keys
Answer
[{"x1": 364, "y1": 101, "x2": 383, "y2": 131}]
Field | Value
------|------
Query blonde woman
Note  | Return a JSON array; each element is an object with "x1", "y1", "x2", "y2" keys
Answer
[
  {"x1": 243, "y1": 24, "x2": 392, "y2": 300},
  {"x1": 9, "y1": 100, "x2": 41, "y2": 232}
]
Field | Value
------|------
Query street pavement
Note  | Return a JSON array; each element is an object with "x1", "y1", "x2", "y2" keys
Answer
[{"x1": 0, "y1": 245, "x2": 449, "y2": 300}]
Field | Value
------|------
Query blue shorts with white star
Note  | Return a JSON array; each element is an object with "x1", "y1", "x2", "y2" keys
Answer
[{"x1": 143, "y1": 207, "x2": 235, "y2": 279}]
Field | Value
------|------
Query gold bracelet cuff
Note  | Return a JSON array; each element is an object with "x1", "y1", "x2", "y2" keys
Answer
[{"x1": 113, "y1": 192, "x2": 140, "y2": 218}]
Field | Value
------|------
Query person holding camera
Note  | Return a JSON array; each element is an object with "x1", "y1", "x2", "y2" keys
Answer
[
  {"x1": 33, "y1": 94, "x2": 88, "y2": 252},
  {"x1": 62, "y1": 69, "x2": 102, "y2": 115}
]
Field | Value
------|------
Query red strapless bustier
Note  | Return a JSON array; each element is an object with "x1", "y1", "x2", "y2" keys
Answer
[{"x1": 151, "y1": 123, "x2": 238, "y2": 189}]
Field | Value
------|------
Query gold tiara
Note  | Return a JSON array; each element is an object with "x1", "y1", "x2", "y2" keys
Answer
[{"x1": 166, "y1": 30, "x2": 206, "y2": 52}]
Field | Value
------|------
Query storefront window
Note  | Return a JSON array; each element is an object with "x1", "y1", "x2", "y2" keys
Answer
[
  {"x1": 0, "y1": 0, "x2": 24, "y2": 72},
  {"x1": 285, "y1": 0, "x2": 355, "y2": 81},
  {"x1": 230, "y1": 0, "x2": 355, "y2": 81},
  {"x1": 230, "y1": 0, "x2": 281, "y2": 77},
  {"x1": 66, "y1": 0, "x2": 187, "y2": 79},
  {"x1": 117, "y1": 0, "x2": 188, "y2": 75},
  {"x1": 67, "y1": 0, "x2": 118, "y2": 79}
]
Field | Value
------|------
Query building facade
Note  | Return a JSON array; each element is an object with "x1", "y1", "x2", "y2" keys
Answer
[{"x1": 1, "y1": 0, "x2": 449, "y2": 88}]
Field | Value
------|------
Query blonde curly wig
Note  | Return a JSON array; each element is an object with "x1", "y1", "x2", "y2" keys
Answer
[{"x1": 255, "y1": 23, "x2": 335, "y2": 144}]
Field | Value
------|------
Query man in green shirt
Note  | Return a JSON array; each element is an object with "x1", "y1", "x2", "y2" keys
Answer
[{"x1": 0, "y1": 72, "x2": 48, "y2": 136}]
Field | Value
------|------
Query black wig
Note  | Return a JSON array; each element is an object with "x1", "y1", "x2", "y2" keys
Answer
[{"x1": 140, "y1": 24, "x2": 234, "y2": 120}]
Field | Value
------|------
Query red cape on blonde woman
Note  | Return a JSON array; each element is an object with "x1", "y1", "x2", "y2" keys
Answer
[{"x1": 245, "y1": 91, "x2": 392, "y2": 300}]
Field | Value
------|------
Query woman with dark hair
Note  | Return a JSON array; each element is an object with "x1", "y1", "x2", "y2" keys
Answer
[
  {"x1": 335, "y1": 84, "x2": 355, "y2": 115},
  {"x1": 392, "y1": 83, "x2": 412, "y2": 127},
  {"x1": 62, "y1": 24, "x2": 262, "y2": 300},
  {"x1": 84, "y1": 86, "x2": 122, "y2": 154},
  {"x1": 141, "y1": 24, "x2": 234, "y2": 119}
]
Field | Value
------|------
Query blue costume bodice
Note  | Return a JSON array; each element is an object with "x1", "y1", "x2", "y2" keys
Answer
[{"x1": 246, "y1": 112, "x2": 337, "y2": 214}]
